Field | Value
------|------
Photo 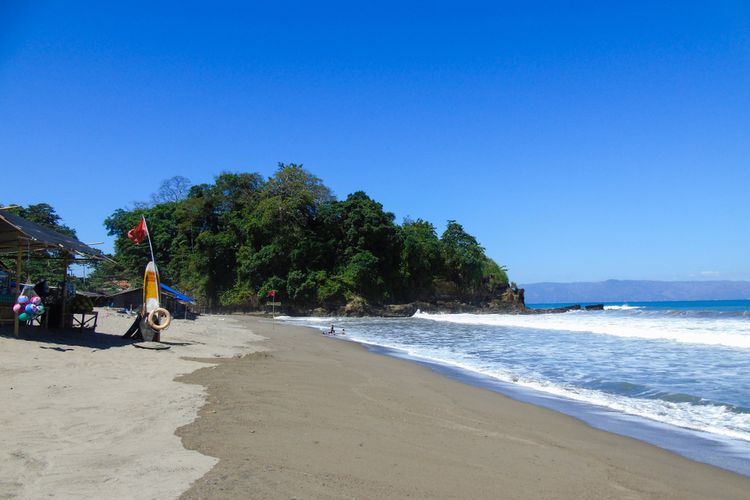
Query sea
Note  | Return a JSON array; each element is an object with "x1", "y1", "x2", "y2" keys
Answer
[{"x1": 278, "y1": 300, "x2": 750, "y2": 476}]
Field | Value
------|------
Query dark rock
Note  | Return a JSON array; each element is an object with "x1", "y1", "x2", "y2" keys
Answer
[
  {"x1": 526, "y1": 304, "x2": 581, "y2": 314},
  {"x1": 584, "y1": 304, "x2": 605, "y2": 311},
  {"x1": 381, "y1": 304, "x2": 418, "y2": 317},
  {"x1": 341, "y1": 296, "x2": 371, "y2": 316}
]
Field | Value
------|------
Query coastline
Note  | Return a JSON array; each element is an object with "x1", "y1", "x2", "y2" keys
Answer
[
  {"x1": 178, "y1": 316, "x2": 750, "y2": 499},
  {"x1": 356, "y1": 340, "x2": 750, "y2": 477}
]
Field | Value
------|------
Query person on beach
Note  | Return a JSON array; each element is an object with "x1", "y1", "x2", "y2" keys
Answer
[{"x1": 329, "y1": 324, "x2": 335, "y2": 335}]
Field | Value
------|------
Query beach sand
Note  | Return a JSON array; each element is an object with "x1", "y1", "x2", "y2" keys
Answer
[
  {"x1": 179, "y1": 317, "x2": 750, "y2": 499},
  {"x1": 0, "y1": 310, "x2": 266, "y2": 499},
  {"x1": 3, "y1": 313, "x2": 750, "y2": 499}
]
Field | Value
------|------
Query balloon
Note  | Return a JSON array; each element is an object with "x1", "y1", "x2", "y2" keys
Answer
[
  {"x1": 12, "y1": 303, "x2": 21, "y2": 313},
  {"x1": 31, "y1": 296, "x2": 42, "y2": 305},
  {"x1": 37, "y1": 305, "x2": 45, "y2": 313},
  {"x1": 18, "y1": 312, "x2": 29, "y2": 321},
  {"x1": 25, "y1": 304, "x2": 35, "y2": 314},
  {"x1": 17, "y1": 296, "x2": 29, "y2": 305}
]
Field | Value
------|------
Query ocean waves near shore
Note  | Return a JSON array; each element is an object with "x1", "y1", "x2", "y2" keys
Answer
[
  {"x1": 412, "y1": 306, "x2": 750, "y2": 349},
  {"x1": 280, "y1": 300, "x2": 750, "y2": 448}
]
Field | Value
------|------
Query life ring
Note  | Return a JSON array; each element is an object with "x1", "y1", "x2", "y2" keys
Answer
[{"x1": 147, "y1": 307, "x2": 172, "y2": 331}]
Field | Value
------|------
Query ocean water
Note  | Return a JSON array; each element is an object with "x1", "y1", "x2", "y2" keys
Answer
[{"x1": 278, "y1": 300, "x2": 750, "y2": 475}]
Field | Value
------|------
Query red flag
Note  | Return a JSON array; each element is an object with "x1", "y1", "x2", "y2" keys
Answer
[
  {"x1": 127, "y1": 217, "x2": 148, "y2": 245},
  {"x1": 267, "y1": 289, "x2": 276, "y2": 298}
]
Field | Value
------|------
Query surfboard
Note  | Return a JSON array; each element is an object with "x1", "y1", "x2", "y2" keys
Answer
[
  {"x1": 133, "y1": 341, "x2": 171, "y2": 350},
  {"x1": 143, "y1": 261, "x2": 161, "y2": 315}
]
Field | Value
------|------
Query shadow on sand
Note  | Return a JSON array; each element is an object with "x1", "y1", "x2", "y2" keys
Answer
[{"x1": 0, "y1": 324, "x2": 136, "y2": 351}]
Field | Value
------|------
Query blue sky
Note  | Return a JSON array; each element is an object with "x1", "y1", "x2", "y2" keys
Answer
[{"x1": 1, "y1": 1, "x2": 749, "y2": 283}]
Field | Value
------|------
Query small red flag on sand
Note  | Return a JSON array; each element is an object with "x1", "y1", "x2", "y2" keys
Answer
[{"x1": 127, "y1": 217, "x2": 149, "y2": 245}]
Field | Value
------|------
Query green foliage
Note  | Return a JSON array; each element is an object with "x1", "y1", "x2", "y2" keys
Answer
[
  {"x1": 481, "y1": 257, "x2": 509, "y2": 289},
  {"x1": 317, "y1": 275, "x2": 345, "y2": 303},
  {"x1": 258, "y1": 276, "x2": 285, "y2": 301},
  {"x1": 440, "y1": 220, "x2": 485, "y2": 289},
  {"x1": 101, "y1": 166, "x2": 511, "y2": 310},
  {"x1": 219, "y1": 282, "x2": 256, "y2": 307},
  {"x1": 400, "y1": 218, "x2": 442, "y2": 294}
]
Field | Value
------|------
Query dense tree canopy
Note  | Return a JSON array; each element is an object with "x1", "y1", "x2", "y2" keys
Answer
[{"x1": 93, "y1": 163, "x2": 510, "y2": 310}]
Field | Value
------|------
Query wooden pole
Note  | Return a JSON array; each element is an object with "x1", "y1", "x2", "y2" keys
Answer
[
  {"x1": 59, "y1": 253, "x2": 70, "y2": 328},
  {"x1": 14, "y1": 243, "x2": 21, "y2": 337}
]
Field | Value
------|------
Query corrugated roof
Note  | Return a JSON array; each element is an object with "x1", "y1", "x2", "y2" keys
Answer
[{"x1": 0, "y1": 211, "x2": 108, "y2": 259}]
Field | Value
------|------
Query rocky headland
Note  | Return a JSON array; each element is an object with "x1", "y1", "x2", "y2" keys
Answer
[{"x1": 282, "y1": 284, "x2": 605, "y2": 317}]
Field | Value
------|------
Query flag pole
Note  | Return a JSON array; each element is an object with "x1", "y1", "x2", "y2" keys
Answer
[{"x1": 143, "y1": 216, "x2": 156, "y2": 265}]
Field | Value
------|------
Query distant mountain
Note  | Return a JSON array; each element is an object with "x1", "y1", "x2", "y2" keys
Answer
[{"x1": 521, "y1": 280, "x2": 750, "y2": 304}]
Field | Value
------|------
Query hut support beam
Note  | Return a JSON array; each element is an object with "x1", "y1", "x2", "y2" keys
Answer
[
  {"x1": 59, "y1": 253, "x2": 70, "y2": 328},
  {"x1": 14, "y1": 243, "x2": 21, "y2": 337}
]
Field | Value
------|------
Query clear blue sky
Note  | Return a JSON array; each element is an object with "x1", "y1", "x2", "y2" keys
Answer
[{"x1": 1, "y1": 1, "x2": 749, "y2": 283}]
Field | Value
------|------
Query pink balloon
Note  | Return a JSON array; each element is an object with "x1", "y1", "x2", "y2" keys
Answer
[
  {"x1": 12, "y1": 303, "x2": 21, "y2": 313},
  {"x1": 31, "y1": 296, "x2": 42, "y2": 305}
]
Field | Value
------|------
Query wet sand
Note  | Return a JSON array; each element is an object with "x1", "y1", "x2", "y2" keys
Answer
[{"x1": 178, "y1": 317, "x2": 750, "y2": 499}]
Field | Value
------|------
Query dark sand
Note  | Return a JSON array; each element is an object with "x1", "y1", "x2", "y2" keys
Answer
[{"x1": 177, "y1": 317, "x2": 750, "y2": 499}]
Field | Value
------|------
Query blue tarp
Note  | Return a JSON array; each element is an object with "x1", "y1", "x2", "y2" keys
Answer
[{"x1": 160, "y1": 283, "x2": 196, "y2": 304}]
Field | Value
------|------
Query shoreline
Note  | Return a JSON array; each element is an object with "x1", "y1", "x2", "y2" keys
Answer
[
  {"x1": 178, "y1": 316, "x2": 750, "y2": 499},
  {"x1": 352, "y1": 338, "x2": 750, "y2": 477}
]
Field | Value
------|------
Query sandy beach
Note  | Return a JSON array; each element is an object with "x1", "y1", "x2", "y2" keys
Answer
[
  {"x1": 0, "y1": 310, "x2": 267, "y2": 499},
  {"x1": 3, "y1": 313, "x2": 750, "y2": 499},
  {"x1": 179, "y1": 317, "x2": 750, "y2": 499}
]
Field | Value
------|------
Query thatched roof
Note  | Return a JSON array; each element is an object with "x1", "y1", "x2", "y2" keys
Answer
[{"x1": 0, "y1": 211, "x2": 107, "y2": 260}]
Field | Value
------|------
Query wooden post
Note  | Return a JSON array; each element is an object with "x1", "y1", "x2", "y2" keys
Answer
[
  {"x1": 59, "y1": 253, "x2": 70, "y2": 328},
  {"x1": 14, "y1": 243, "x2": 21, "y2": 337}
]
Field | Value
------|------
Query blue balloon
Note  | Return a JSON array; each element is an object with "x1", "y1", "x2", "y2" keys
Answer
[{"x1": 25, "y1": 304, "x2": 35, "y2": 313}]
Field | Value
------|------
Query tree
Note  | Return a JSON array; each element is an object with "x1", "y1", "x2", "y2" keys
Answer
[
  {"x1": 100, "y1": 165, "x2": 512, "y2": 311},
  {"x1": 400, "y1": 218, "x2": 442, "y2": 295},
  {"x1": 333, "y1": 192, "x2": 401, "y2": 301},
  {"x1": 440, "y1": 220, "x2": 485, "y2": 289},
  {"x1": 150, "y1": 176, "x2": 192, "y2": 204}
]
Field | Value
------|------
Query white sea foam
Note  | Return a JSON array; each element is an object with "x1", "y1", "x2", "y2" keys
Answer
[
  {"x1": 340, "y1": 331, "x2": 750, "y2": 443},
  {"x1": 275, "y1": 315, "x2": 341, "y2": 323},
  {"x1": 603, "y1": 304, "x2": 642, "y2": 311},
  {"x1": 411, "y1": 311, "x2": 750, "y2": 349},
  {"x1": 280, "y1": 308, "x2": 750, "y2": 444}
]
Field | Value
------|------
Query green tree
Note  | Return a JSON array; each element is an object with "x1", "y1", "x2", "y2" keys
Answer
[
  {"x1": 100, "y1": 167, "x2": 512, "y2": 311},
  {"x1": 333, "y1": 192, "x2": 401, "y2": 301},
  {"x1": 399, "y1": 218, "x2": 442, "y2": 296},
  {"x1": 440, "y1": 220, "x2": 485, "y2": 289}
]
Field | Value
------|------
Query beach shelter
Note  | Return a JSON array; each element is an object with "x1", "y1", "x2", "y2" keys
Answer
[
  {"x1": 159, "y1": 283, "x2": 196, "y2": 304},
  {"x1": 0, "y1": 210, "x2": 109, "y2": 337}
]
